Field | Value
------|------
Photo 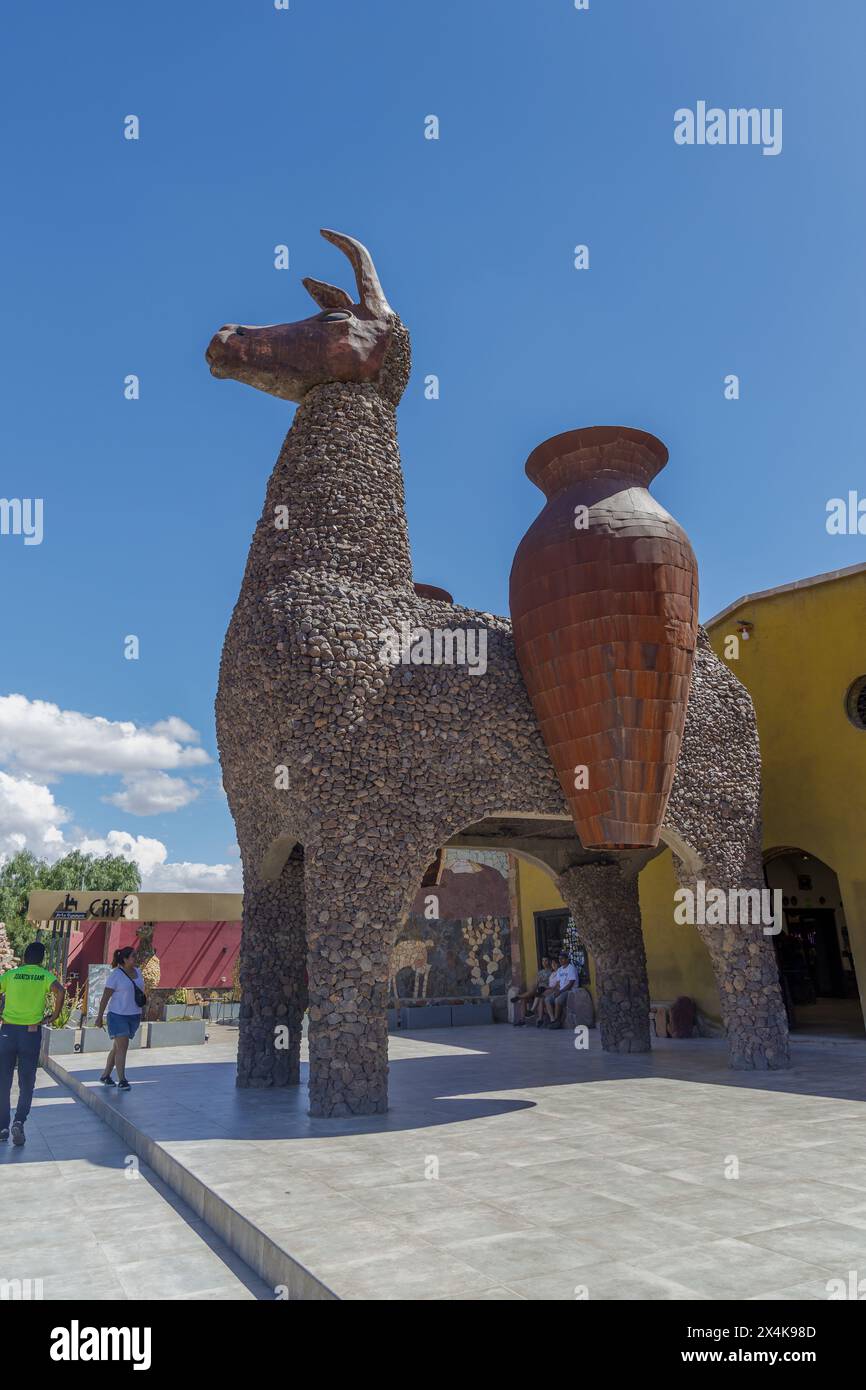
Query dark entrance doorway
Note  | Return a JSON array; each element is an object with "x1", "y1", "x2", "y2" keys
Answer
[
  {"x1": 784, "y1": 909, "x2": 846, "y2": 999},
  {"x1": 765, "y1": 848, "x2": 864, "y2": 1037},
  {"x1": 534, "y1": 909, "x2": 590, "y2": 987}
]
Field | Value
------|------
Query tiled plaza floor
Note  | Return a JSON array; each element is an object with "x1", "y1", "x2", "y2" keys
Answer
[
  {"x1": 0, "y1": 1065, "x2": 270, "y2": 1300},
  {"x1": 44, "y1": 1024, "x2": 866, "y2": 1300}
]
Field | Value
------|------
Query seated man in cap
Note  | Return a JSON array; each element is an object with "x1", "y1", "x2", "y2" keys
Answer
[{"x1": 540, "y1": 952, "x2": 578, "y2": 1030}]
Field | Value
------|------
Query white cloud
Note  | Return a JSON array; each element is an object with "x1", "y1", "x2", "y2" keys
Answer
[
  {"x1": 149, "y1": 717, "x2": 201, "y2": 744},
  {"x1": 0, "y1": 771, "x2": 69, "y2": 860},
  {"x1": 0, "y1": 695, "x2": 210, "y2": 780},
  {"x1": 141, "y1": 859, "x2": 241, "y2": 893},
  {"x1": 75, "y1": 831, "x2": 240, "y2": 891},
  {"x1": 103, "y1": 772, "x2": 200, "y2": 817},
  {"x1": 0, "y1": 773, "x2": 240, "y2": 892},
  {"x1": 74, "y1": 829, "x2": 175, "y2": 877}
]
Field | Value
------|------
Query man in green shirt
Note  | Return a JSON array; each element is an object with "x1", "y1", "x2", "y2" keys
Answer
[{"x1": 0, "y1": 941, "x2": 63, "y2": 1146}]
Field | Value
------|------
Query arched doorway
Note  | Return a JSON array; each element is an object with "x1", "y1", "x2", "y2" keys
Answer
[{"x1": 764, "y1": 847, "x2": 864, "y2": 1036}]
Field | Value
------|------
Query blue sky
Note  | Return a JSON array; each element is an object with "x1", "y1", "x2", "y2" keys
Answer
[{"x1": 1, "y1": 0, "x2": 863, "y2": 887}]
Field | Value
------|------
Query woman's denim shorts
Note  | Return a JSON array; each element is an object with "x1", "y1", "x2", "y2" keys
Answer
[{"x1": 107, "y1": 1011, "x2": 141, "y2": 1039}]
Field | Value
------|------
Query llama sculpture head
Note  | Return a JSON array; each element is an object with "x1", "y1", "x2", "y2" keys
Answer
[{"x1": 205, "y1": 228, "x2": 410, "y2": 406}]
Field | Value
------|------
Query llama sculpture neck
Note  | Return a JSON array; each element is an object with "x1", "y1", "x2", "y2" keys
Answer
[{"x1": 246, "y1": 381, "x2": 414, "y2": 591}]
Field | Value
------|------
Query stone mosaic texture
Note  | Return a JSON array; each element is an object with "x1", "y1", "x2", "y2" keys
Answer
[
  {"x1": 210, "y1": 230, "x2": 790, "y2": 1116},
  {"x1": 393, "y1": 851, "x2": 511, "y2": 1003}
]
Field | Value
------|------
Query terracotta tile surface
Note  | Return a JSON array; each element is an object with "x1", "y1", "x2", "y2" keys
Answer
[{"x1": 510, "y1": 427, "x2": 698, "y2": 848}]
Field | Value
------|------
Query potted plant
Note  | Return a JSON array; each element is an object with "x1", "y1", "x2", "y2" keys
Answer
[{"x1": 40, "y1": 981, "x2": 84, "y2": 1057}]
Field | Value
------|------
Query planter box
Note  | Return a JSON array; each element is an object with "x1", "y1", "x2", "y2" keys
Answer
[
  {"x1": 208, "y1": 1001, "x2": 240, "y2": 1024},
  {"x1": 164, "y1": 1003, "x2": 203, "y2": 1021},
  {"x1": 40, "y1": 1025, "x2": 77, "y2": 1057},
  {"x1": 78, "y1": 1025, "x2": 142, "y2": 1052},
  {"x1": 399, "y1": 1004, "x2": 452, "y2": 1030},
  {"x1": 146, "y1": 1020, "x2": 206, "y2": 1048},
  {"x1": 392, "y1": 1002, "x2": 496, "y2": 1030},
  {"x1": 450, "y1": 1002, "x2": 494, "y2": 1027}
]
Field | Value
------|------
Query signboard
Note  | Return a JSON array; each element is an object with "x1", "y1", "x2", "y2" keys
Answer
[
  {"x1": 27, "y1": 890, "x2": 243, "y2": 925},
  {"x1": 43, "y1": 892, "x2": 139, "y2": 922},
  {"x1": 86, "y1": 963, "x2": 111, "y2": 1022}
]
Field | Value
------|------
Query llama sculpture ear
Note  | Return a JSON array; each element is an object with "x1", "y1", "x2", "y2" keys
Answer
[
  {"x1": 302, "y1": 277, "x2": 355, "y2": 311},
  {"x1": 320, "y1": 228, "x2": 391, "y2": 316}
]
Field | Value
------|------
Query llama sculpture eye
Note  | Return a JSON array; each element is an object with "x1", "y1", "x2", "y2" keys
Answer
[{"x1": 319, "y1": 310, "x2": 352, "y2": 322}]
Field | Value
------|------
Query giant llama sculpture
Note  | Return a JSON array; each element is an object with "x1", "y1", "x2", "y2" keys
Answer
[{"x1": 208, "y1": 229, "x2": 789, "y2": 1117}]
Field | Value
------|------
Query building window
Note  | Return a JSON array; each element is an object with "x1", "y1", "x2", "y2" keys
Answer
[
  {"x1": 534, "y1": 910, "x2": 590, "y2": 987},
  {"x1": 845, "y1": 675, "x2": 866, "y2": 730}
]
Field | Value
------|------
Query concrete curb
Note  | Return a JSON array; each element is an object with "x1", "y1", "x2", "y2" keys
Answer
[
  {"x1": 42, "y1": 1053, "x2": 338, "y2": 1302},
  {"x1": 788, "y1": 1033, "x2": 866, "y2": 1052}
]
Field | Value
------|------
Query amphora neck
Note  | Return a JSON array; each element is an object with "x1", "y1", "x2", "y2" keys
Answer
[{"x1": 525, "y1": 426, "x2": 669, "y2": 500}]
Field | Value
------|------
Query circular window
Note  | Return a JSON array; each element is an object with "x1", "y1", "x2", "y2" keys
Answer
[{"x1": 845, "y1": 676, "x2": 866, "y2": 730}]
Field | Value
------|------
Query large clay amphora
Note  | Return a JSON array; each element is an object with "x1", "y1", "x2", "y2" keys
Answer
[{"x1": 509, "y1": 426, "x2": 698, "y2": 850}]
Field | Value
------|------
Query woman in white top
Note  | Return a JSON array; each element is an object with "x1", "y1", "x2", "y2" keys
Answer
[{"x1": 95, "y1": 946, "x2": 145, "y2": 1090}]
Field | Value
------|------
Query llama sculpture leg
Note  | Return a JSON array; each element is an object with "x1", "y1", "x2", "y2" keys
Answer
[
  {"x1": 671, "y1": 846, "x2": 789, "y2": 1070},
  {"x1": 664, "y1": 631, "x2": 790, "y2": 1069},
  {"x1": 303, "y1": 844, "x2": 426, "y2": 1117},
  {"x1": 237, "y1": 852, "x2": 308, "y2": 1088},
  {"x1": 556, "y1": 863, "x2": 652, "y2": 1054}
]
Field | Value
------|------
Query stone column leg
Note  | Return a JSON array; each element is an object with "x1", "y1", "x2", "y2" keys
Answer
[
  {"x1": 557, "y1": 862, "x2": 651, "y2": 1054},
  {"x1": 237, "y1": 850, "x2": 308, "y2": 1088},
  {"x1": 671, "y1": 859, "x2": 789, "y2": 1071},
  {"x1": 304, "y1": 846, "x2": 423, "y2": 1117}
]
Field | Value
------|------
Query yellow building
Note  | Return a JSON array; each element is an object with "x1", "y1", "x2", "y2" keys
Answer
[{"x1": 517, "y1": 562, "x2": 866, "y2": 1038}]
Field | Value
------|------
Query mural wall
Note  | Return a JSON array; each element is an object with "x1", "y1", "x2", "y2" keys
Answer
[{"x1": 392, "y1": 849, "x2": 512, "y2": 1003}]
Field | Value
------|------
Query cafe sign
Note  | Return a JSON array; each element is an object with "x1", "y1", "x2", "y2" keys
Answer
[{"x1": 28, "y1": 891, "x2": 140, "y2": 923}]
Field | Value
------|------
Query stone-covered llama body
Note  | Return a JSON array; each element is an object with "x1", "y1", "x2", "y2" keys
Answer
[{"x1": 208, "y1": 230, "x2": 789, "y2": 1115}]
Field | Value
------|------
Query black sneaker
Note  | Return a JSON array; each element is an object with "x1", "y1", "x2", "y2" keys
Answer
[
  {"x1": 536, "y1": 1018, "x2": 546, "y2": 1029},
  {"x1": 118, "y1": 1078, "x2": 131, "y2": 1091},
  {"x1": 99, "y1": 1074, "x2": 116, "y2": 1086},
  {"x1": 11, "y1": 1121, "x2": 25, "y2": 1146},
  {"x1": 0, "y1": 1128, "x2": 8, "y2": 1143}
]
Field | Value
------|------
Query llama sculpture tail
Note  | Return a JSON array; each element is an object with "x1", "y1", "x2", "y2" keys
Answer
[{"x1": 509, "y1": 426, "x2": 699, "y2": 850}]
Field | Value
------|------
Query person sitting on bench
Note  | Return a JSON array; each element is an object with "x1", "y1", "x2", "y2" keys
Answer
[
  {"x1": 540, "y1": 953, "x2": 578, "y2": 1030},
  {"x1": 513, "y1": 957, "x2": 553, "y2": 1025}
]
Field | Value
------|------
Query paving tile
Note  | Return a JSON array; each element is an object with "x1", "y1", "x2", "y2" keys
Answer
[
  {"x1": 649, "y1": 1191, "x2": 817, "y2": 1237},
  {"x1": 40, "y1": 1030, "x2": 866, "y2": 1301},
  {"x1": 441, "y1": 1229, "x2": 613, "y2": 1282},
  {"x1": 114, "y1": 1253, "x2": 250, "y2": 1299},
  {"x1": 96, "y1": 1222, "x2": 219, "y2": 1265},
  {"x1": 385, "y1": 1200, "x2": 536, "y2": 1244},
  {"x1": 38, "y1": 1272, "x2": 131, "y2": 1301},
  {"x1": 739, "y1": 1218, "x2": 866, "y2": 1269},
  {"x1": 6, "y1": 1066, "x2": 271, "y2": 1301},
  {"x1": 434, "y1": 1285, "x2": 527, "y2": 1300},
  {"x1": 0, "y1": 1222, "x2": 103, "y2": 1258},
  {"x1": 169, "y1": 1285, "x2": 264, "y2": 1300},
  {"x1": 327, "y1": 1246, "x2": 497, "y2": 1300},
  {"x1": 748, "y1": 1277, "x2": 843, "y2": 1300},
  {"x1": 627, "y1": 1236, "x2": 834, "y2": 1299},
  {"x1": 505, "y1": 1260, "x2": 708, "y2": 1301}
]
